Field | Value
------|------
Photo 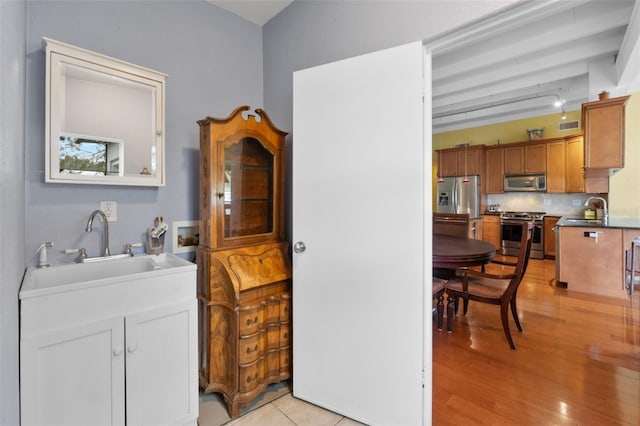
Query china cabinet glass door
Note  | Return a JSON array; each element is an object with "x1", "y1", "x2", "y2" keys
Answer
[{"x1": 223, "y1": 137, "x2": 274, "y2": 239}]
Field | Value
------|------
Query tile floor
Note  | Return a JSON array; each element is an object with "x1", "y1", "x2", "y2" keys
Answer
[{"x1": 198, "y1": 382, "x2": 366, "y2": 426}]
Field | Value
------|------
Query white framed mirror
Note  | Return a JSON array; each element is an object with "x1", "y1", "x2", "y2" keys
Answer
[{"x1": 44, "y1": 37, "x2": 166, "y2": 186}]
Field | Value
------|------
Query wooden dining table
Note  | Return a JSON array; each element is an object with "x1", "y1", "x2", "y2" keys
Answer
[{"x1": 432, "y1": 234, "x2": 496, "y2": 269}]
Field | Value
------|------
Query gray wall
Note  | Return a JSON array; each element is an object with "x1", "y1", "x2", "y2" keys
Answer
[
  {"x1": 25, "y1": 0, "x2": 264, "y2": 263},
  {"x1": 261, "y1": 0, "x2": 519, "y2": 239},
  {"x1": 0, "y1": 0, "x2": 26, "y2": 424}
]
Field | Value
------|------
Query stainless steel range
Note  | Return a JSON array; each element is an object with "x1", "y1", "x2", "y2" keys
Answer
[{"x1": 500, "y1": 211, "x2": 545, "y2": 259}]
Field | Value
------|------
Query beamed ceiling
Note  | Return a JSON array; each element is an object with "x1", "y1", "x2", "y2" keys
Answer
[{"x1": 431, "y1": 0, "x2": 639, "y2": 133}]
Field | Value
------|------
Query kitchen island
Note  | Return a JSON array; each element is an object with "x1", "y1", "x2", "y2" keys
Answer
[{"x1": 556, "y1": 216, "x2": 640, "y2": 299}]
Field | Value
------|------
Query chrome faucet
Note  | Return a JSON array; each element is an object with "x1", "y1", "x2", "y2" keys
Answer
[
  {"x1": 584, "y1": 196, "x2": 608, "y2": 224},
  {"x1": 86, "y1": 209, "x2": 111, "y2": 256}
]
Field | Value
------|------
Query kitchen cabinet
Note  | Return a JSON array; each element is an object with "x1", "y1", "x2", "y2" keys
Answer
[
  {"x1": 20, "y1": 261, "x2": 198, "y2": 426},
  {"x1": 485, "y1": 147, "x2": 504, "y2": 193},
  {"x1": 198, "y1": 106, "x2": 291, "y2": 418},
  {"x1": 583, "y1": 95, "x2": 629, "y2": 170},
  {"x1": 482, "y1": 214, "x2": 501, "y2": 250},
  {"x1": 581, "y1": 95, "x2": 629, "y2": 193},
  {"x1": 438, "y1": 145, "x2": 485, "y2": 178},
  {"x1": 558, "y1": 226, "x2": 625, "y2": 298},
  {"x1": 504, "y1": 143, "x2": 546, "y2": 174},
  {"x1": 546, "y1": 141, "x2": 565, "y2": 193},
  {"x1": 543, "y1": 216, "x2": 560, "y2": 258},
  {"x1": 565, "y1": 136, "x2": 585, "y2": 193}
]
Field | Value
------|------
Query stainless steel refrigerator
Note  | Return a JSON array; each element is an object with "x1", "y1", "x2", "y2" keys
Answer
[{"x1": 436, "y1": 176, "x2": 481, "y2": 218}]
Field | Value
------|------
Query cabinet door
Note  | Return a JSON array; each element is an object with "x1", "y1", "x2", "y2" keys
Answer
[
  {"x1": 460, "y1": 147, "x2": 483, "y2": 176},
  {"x1": 125, "y1": 300, "x2": 198, "y2": 426},
  {"x1": 565, "y1": 136, "x2": 584, "y2": 193},
  {"x1": 524, "y1": 144, "x2": 546, "y2": 173},
  {"x1": 583, "y1": 96, "x2": 628, "y2": 169},
  {"x1": 546, "y1": 141, "x2": 565, "y2": 193},
  {"x1": 439, "y1": 150, "x2": 458, "y2": 177},
  {"x1": 20, "y1": 317, "x2": 125, "y2": 426},
  {"x1": 543, "y1": 216, "x2": 560, "y2": 257},
  {"x1": 482, "y1": 215, "x2": 501, "y2": 250},
  {"x1": 504, "y1": 146, "x2": 524, "y2": 174},
  {"x1": 485, "y1": 148, "x2": 504, "y2": 193},
  {"x1": 221, "y1": 138, "x2": 277, "y2": 243}
]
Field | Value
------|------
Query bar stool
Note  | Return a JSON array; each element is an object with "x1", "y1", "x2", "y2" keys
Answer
[{"x1": 624, "y1": 237, "x2": 640, "y2": 295}]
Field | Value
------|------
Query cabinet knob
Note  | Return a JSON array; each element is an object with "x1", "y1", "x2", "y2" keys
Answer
[
  {"x1": 293, "y1": 241, "x2": 306, "y2": 253},
  {"x1": 113, "y1": 347, "x2": 123, "y2": 356},
  {"x1": 215, "y1": 192, "x2": 224, "y2": 199},
  {"x1": 127, "y1": 344, "x2": 138, "y2": 353}
]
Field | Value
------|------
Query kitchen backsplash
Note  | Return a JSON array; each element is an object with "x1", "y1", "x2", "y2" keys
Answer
[{"x1": 486, "y1": 193, "x2": 604, "y2": 216}]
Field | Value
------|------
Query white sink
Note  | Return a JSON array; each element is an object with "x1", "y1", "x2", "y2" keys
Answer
[{"x1": 20, "y1": 253, "x2": 195, "y2": 298}]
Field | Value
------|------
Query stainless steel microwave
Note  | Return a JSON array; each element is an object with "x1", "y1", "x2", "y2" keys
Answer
[{"x1": 504, "y1": 174, "x2": 546, "y2": 192}]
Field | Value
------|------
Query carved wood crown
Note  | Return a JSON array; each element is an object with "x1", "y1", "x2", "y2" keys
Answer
[{"x1": 197, "y1": 105, "x2": 288, "y2": 139}]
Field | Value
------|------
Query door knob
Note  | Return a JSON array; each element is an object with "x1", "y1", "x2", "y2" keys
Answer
[{"x1": 293, "y1": 241, "x2": 306, "y2": 253}]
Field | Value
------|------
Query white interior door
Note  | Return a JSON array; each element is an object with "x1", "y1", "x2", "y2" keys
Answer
[{"x1": 292, "y1": 41, "x2": 431, "y2": 425}]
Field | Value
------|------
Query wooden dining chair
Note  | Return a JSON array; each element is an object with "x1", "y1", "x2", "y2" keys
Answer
[
  {"x1": 445, "y1": 221, "x2": 533, "y2": 350},
  {"x1": 433, "y1": 213, "x2": 469, "y2": 237},
  {"x1": 432, "y1": 278, "x2": 453, "y2": 332}
]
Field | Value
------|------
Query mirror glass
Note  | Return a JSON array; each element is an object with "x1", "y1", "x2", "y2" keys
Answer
[{"x1": 45, "y1": 38, "x2": 165, "y2": 186}]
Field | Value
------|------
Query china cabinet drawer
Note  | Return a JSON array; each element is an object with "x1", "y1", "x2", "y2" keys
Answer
[
  {"x1": 238, "y1": 360, "x2": 263, "y2": 393},
  {"x1": 238, "y1": 333, "x2": 263, "y2": 364},
  {"x1": 239, "y1": 303, "x2": 264, "y2": 336}
]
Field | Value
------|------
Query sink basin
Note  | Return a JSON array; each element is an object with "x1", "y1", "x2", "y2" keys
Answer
[
  {"x1": 20, "y1": 253, "x2": 195, "y2": 298},
  {"x1": 563, "y1": 217, "x2": 603, "y2": 224}
]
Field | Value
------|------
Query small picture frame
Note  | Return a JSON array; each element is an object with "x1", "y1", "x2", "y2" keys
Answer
[{"x1": 172, "y1": 220, "x2": 199, "y2": 253}]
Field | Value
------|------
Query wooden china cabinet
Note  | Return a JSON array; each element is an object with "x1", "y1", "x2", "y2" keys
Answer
[{"x1": 197, "y1": 106, "x2": 291, "y2": 418}]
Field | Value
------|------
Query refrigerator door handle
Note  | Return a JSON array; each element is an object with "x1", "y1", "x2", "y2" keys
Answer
[{"x1": 452, "y1": 179, "x2": 458, "y2": 213}]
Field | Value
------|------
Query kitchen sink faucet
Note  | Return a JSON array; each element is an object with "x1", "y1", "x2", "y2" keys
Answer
[
  {"x1": 86, "y1": 209, "x2": 111, "y2": 256},
  {"x1": 584, "y1": 196, "x2": 608, "y2": 224}
]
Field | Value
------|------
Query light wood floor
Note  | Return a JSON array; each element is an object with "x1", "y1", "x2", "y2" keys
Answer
[{"x1": 433, "y1": 258, "x2": 640, "y2": 425}]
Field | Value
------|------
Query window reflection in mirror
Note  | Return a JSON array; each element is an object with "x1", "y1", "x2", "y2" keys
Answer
[{"x1": 59, "y1": 133, "x2": 123, "y2": 176}]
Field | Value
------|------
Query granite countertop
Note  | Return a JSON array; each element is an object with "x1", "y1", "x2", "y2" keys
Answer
[{"x1": 557, "y1": 215, "x2": 640, "y2": 229}]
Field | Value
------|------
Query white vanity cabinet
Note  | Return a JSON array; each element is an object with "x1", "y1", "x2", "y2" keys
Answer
[{"x1": 19, "y1": 256, "x2": 198, "y2": 426}]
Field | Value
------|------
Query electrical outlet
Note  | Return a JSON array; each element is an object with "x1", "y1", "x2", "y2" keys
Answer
[
  {"x1": 100, "y1": 201, "x2": 117, "y2": 222},
  {"x1": 572, "y1": 199, "x2": 582, "y2": 207}
]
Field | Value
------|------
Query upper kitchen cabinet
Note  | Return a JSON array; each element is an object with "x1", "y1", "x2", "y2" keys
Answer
[
  {"x1": 583, "y1": 95, "x2": 629, "y2": 170},
  {"x1": 44, "y1": 38, "x2": 166, "y2": 186},
  {"x1": 198, "y1": 106, "x2": 287, "y2": 250},
  {"x1": 581, "y1": 95, "x2": 629, "y2": 193},
  {"x1": 485, "y1": 147, "x2": 504, "y2": 194},
  {"x1": 565, "y1": 136, "x2": 585, "y2": 193},
  {"x1": 546, "y1": 140, "x2": 566, "y2": 193},
  {"x1": 437, "y1": 145, "x2": 485, "y2": 178},
  {"x1": 504, "y1": 143, "x2": 546, "y2": 175}
]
